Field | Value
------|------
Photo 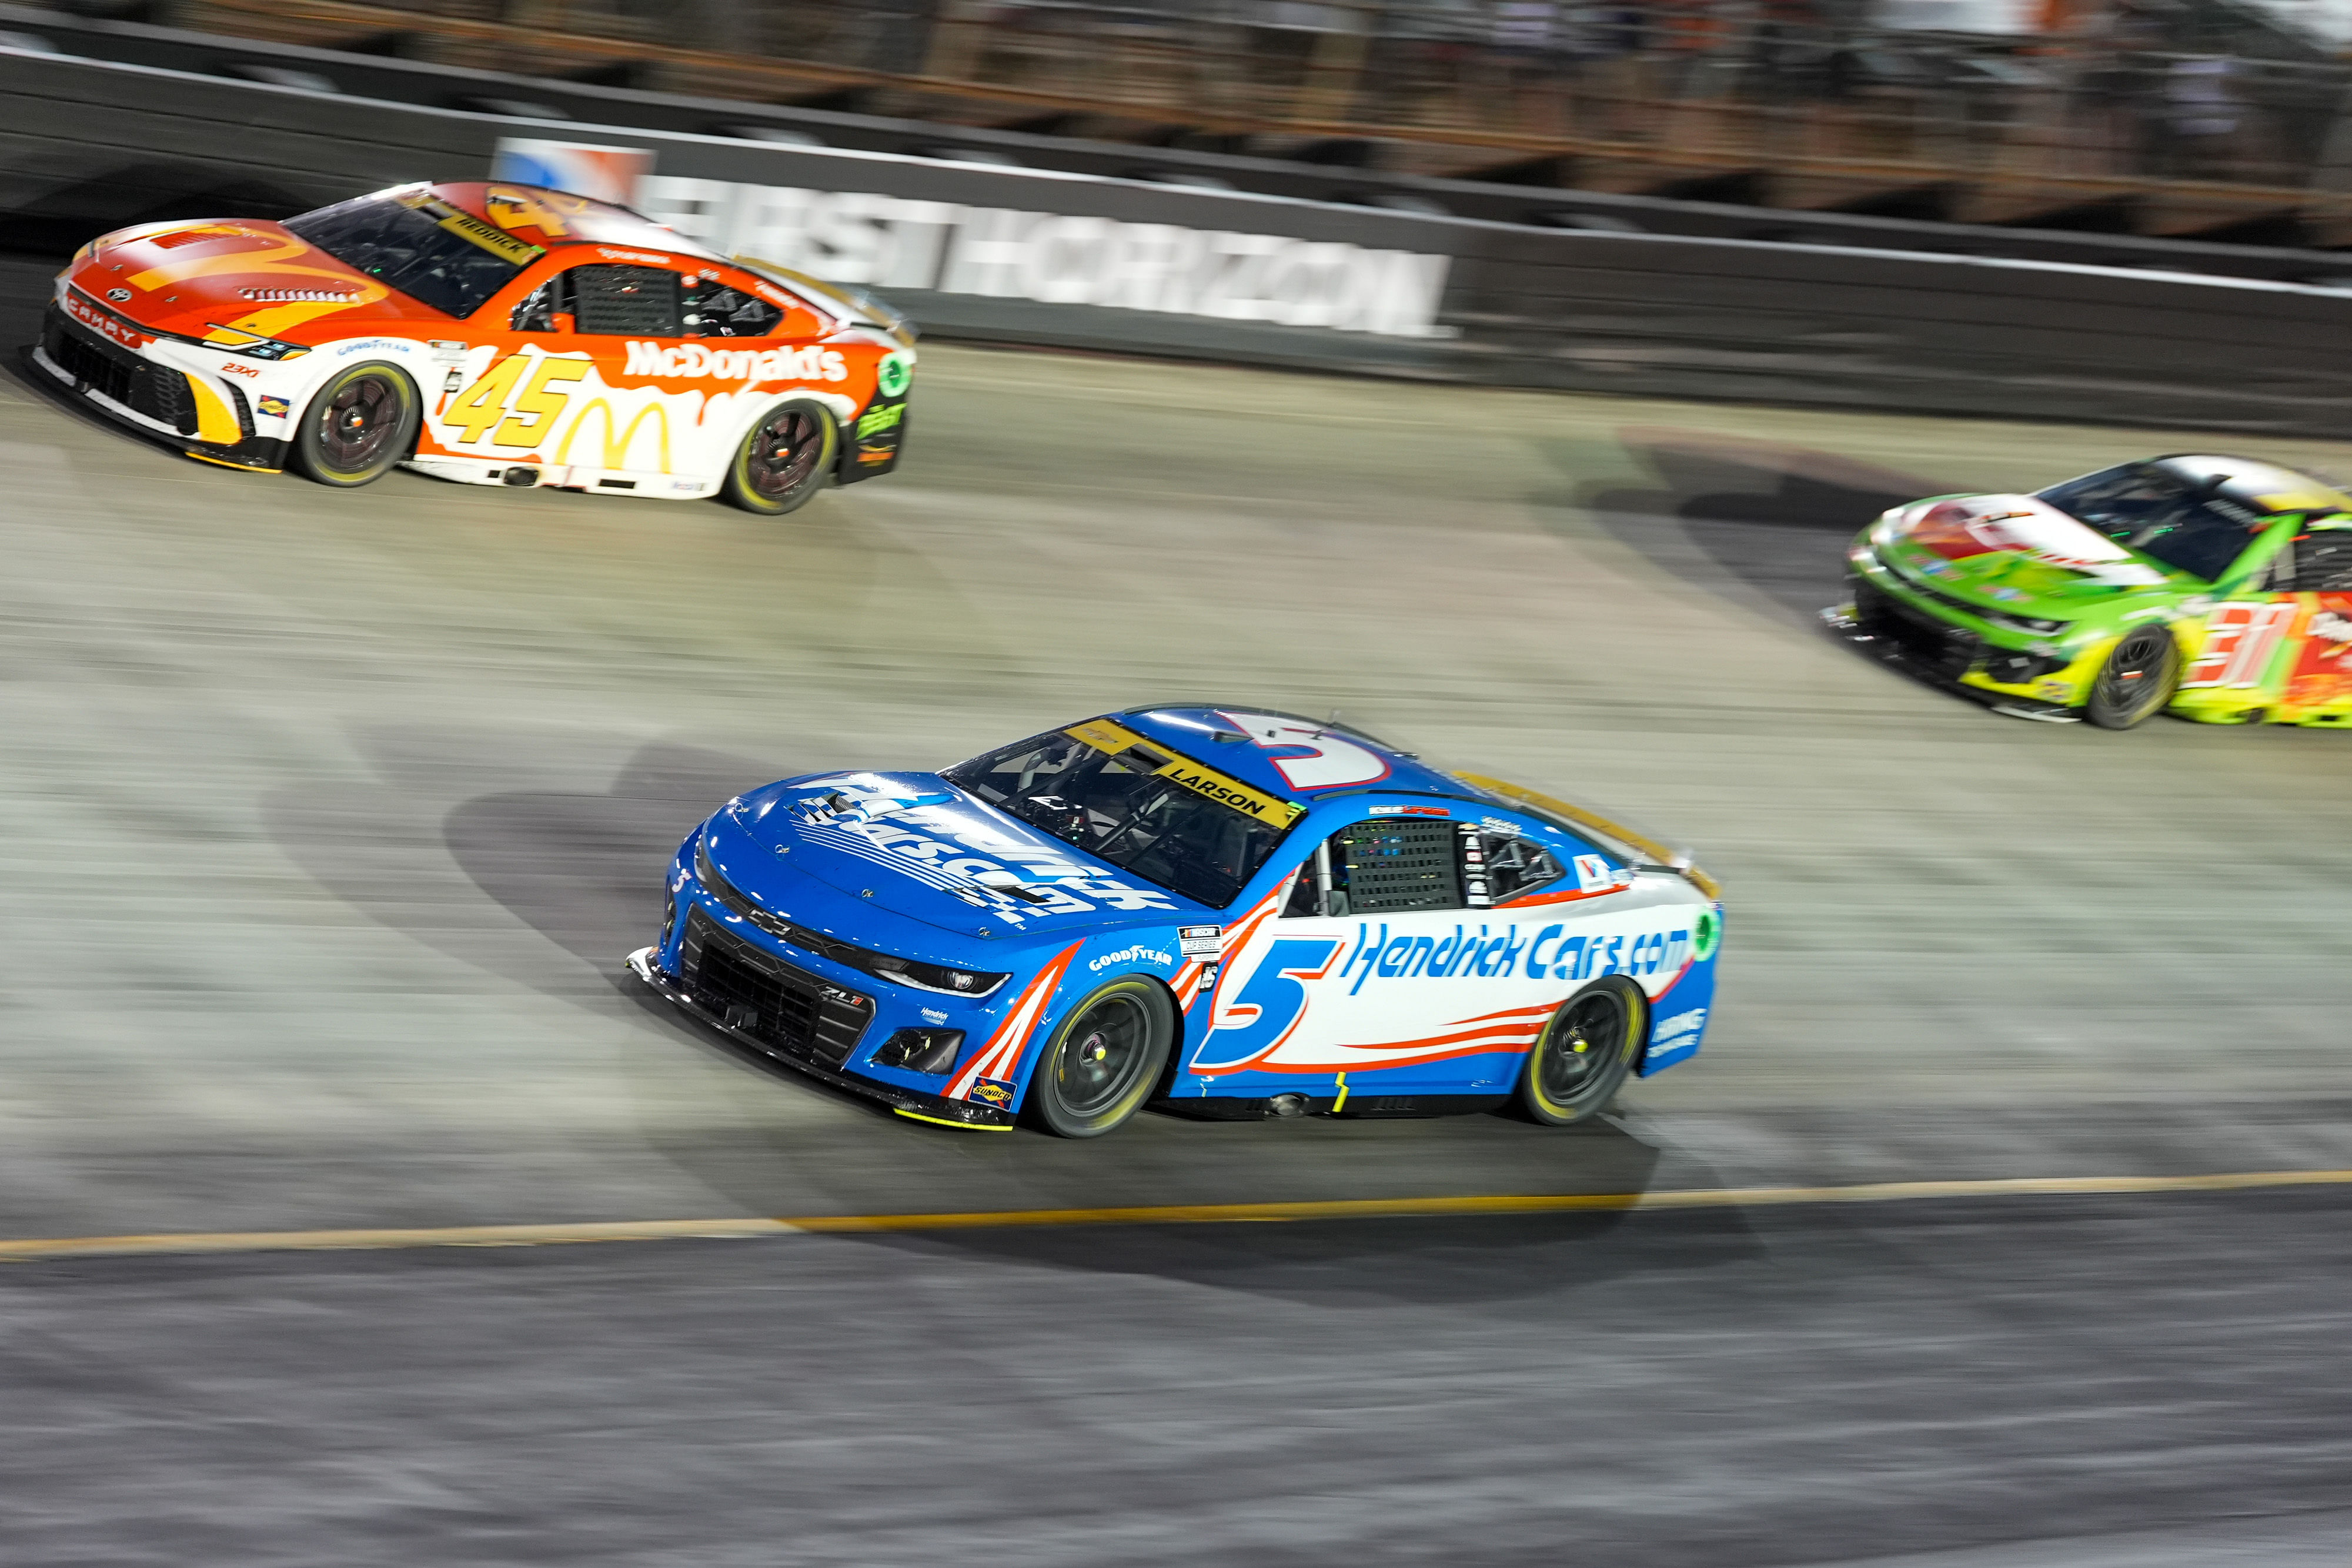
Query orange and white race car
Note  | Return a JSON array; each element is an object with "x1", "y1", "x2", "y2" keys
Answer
[{"x1": 31, "y1": 180, "x2": 914, "y2": 514}]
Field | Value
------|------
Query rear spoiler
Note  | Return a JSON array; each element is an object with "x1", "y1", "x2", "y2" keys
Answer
[
  {"x1": 730, "y1": 256, "x2": 913, "y2": 341},
  {"x1": 1455, "y1": 773, "x2": 1722, "y2": 902}
]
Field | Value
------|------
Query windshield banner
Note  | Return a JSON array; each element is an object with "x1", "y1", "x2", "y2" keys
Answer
[
  {"x1": 396, "y1": 190, "x2": 546, "y2": 268},
  {"x1": 1064, "y1": 718, "x2": 1304, "y2": 827}
]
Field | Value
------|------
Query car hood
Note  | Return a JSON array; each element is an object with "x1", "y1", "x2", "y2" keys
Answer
[
  {"x1": 1880, "y1": 493, "x2": 2187, "y2": 609},
  {"x1": 66, "y1": 219, "x2": 452, "y2": 345},
  {"x1": 721, "y1": 771, "x2": 1210, "y2": 944}
]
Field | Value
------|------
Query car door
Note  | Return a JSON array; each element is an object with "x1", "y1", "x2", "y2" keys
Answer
[
  {"x1": 1189, "y1": 809, "x2": 1537, "y2": 1099},
  {"x1": 2180, "y1": 520, "x2": 2318, "y2": 710},
  {"x1": 417, "y1": 256, "x2": 590, "y2": 473},
  {"x1": 550, "y1": 260, "x2": 699, "y2": 482},
  {"x1": 2280, "y1": 521, "x2": 2352, "y2": 718}
]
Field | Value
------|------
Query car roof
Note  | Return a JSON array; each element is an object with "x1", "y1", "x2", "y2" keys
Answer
[
  {"x1": 419, "y1": 180, "x2": 726, "y2": 265},
  {"x1": 1112, "y1": 706, "x2": 1472, "y2": 805},
  {"x1": 2153, "y1": 454, "x2": 2352, "y2": 517}
]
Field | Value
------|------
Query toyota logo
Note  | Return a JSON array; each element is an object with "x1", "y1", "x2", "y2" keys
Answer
[{"x1": 105, "y1": 287, "x2": 131, "y2": 303}]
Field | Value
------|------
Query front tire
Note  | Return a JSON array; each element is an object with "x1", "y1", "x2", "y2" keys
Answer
[
  {"x1": 2085, "y1": 626, "x2": 2180, "y2": 730},
  {"x1": 1024, "y1": 977, "x2": 1174, "y2": 1139},
  {"x1": 292, "y1": 362, "x2": 419, "y2": 488},
  {"x1": 723, "y1": 397, "x2": 837, "y2": 516},
  {"x1": 1517, "y1": 977, "x2": 1645, "y2": 1126}
]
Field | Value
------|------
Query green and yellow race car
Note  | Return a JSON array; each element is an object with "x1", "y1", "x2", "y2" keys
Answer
[{"x1": 1826, "y1": 454, "x2": 2352, "y2": 729}]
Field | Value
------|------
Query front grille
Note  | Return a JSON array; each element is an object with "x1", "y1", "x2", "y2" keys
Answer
[
  {"x1": 223, "y1": 380, "x2": 255, "y2": 439},
  {"x1": 1853, "y1": 576, "x2": 1979, "y2": 678},
  {"x1": 681, "y1": 907, "x2": 872, "y2": 1069},
  {"x1": 140, "y1": 363, "x2": 196, "y2": 433},
  {"x1": 42, "y1": 303, "x2": 198, "y2": 435}
]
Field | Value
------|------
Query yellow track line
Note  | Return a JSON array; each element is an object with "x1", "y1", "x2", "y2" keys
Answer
[
  {"x1": 0, "y1": 1218, "x2": 803, "y2": 1262},
  {"x1": 4, "y1": 1167, "x2": 2348, "y2": 1263}
]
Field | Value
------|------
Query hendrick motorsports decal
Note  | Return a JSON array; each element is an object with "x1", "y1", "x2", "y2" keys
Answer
[{"x1": 1329, "y1": 918, "x2": 1695, "y2": 992}]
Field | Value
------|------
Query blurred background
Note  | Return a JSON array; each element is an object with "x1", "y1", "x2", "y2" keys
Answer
[
  {"x1": 151, "y1": 0, "x2": 2352, "y2": 240},
  {"x1": 4, "y1": 3, "x2": 2352, "y2": 1564}
]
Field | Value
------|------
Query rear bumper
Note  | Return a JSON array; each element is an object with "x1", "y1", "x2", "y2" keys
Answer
[
  {"x1": 31, "y1": 302, "x2": 288, "y2": 473},
  {"x1": 624, "y1": 946, "x2": 1013, "y2": 1131}
]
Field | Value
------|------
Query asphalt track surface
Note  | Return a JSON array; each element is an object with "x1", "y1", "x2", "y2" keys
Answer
[{"x1": 2, "y1": 255, "x2": 2350, "y2": 1564}]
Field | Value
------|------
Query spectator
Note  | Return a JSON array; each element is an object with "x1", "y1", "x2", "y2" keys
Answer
[
  {"x1": 1484, "y1": 1, "x2": 1569, "y2": 131},
  {"x1": 2164, "y1": 54, "x2": 2238, "y2": 176}
]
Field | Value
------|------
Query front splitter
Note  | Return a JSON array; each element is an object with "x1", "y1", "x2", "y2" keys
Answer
[
  {"x1": 1819, "y1": 605, "x2": 2079, "y2": 724},
  {"x1": 624, "y1": 947, "x2": 1014, "y2": 1131},
  {"x1": 26, "y1": 344, "x2": 288, "y2": 474}
]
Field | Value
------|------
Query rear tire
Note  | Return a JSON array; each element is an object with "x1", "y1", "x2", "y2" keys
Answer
[
  {"x1": 1517, "y1": 977, "x2": 1645, "y2": 1126},
  {"x1": 723, "y1": 397, "x2": 836, "y2": 516},
  {"x1": 292, "y1": 362, "x2": 418, "y2": 488},
  {"x1": 1024, "y1": 978, "x2": 1174, "y2": 1139},
  {"x1": 2085, "y1": 626, "x2": 2180, "y2": 730}
]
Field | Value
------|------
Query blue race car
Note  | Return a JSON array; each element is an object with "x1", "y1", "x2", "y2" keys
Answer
[{"x1": 627, "y1": 708, "x2": 1723, "y2": 1136}]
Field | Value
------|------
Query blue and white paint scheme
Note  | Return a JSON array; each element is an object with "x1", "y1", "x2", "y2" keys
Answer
[{"x1": 627, "y1": 707, "x2": 1722, "y2": 1133}]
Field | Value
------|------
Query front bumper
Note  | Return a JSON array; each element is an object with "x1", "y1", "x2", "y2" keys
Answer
[
  {"x1": 625, "y1": 945, "x2": 1013, "y2": 1131},
  {"x1": 32, "y1": 300, "x2": 289, "y2": 473},
  {"x1": 1822, "y1": 602, "x2": 2080, "y2": 723},
  {"x1": 1826, "y1": 573, "x2": 2082, "y2": 723}
]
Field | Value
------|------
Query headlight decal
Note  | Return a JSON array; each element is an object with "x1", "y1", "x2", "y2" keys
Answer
[{"x1": 694, "y1": 830, "x2": 1008, "y2": 998}]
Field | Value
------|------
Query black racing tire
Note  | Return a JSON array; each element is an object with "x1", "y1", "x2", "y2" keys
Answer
[
  {"x1": 1516, "y1": 976, "x2": 1645, "y2": 1126},
  {"x1": 2085, "y1": 625, "x2": 2180, "y2": 730},
  {"x1": 722, "y1": 397, "x2": 837, "y2": 516},
  {"x1": 1024, "y1": 977, "x2": 1175, "y2": 1139},
  {"x1": 292, "y1": 362, "x2": 419, "y2": 488}
]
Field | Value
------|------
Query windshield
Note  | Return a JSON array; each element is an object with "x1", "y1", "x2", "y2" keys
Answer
[
  {"x1": 2038, "y1": 462, "x2": 2275, "y2": 582},
  {"x1": 284, "y1": 191, "x2": 543, "y2": 319},
  {"x1": 941, "y1": 728, "x2": 1297, "y2": 909}
]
